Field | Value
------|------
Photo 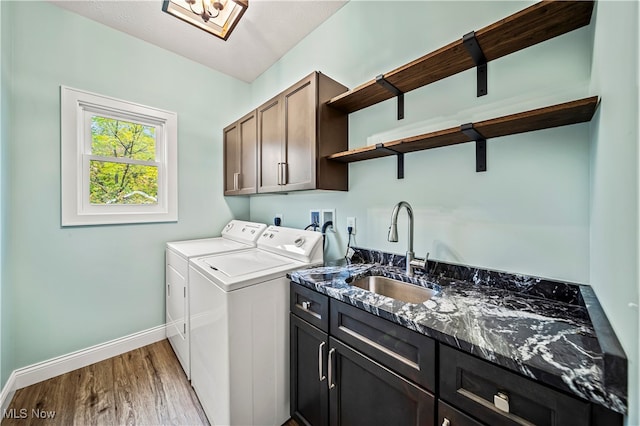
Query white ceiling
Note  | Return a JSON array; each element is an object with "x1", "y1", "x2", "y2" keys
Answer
[{"x1": 49, "y1": 0, "x2": 348, "y2": 83}]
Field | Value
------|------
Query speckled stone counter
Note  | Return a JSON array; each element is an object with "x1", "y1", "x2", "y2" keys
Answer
[{"x1": 289, "y1": 248, "x2": 628, "y2": 414}]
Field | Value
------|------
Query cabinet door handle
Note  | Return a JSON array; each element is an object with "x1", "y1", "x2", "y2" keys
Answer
[
  {"x1": 281, "y1": 162, "x2": 288, "y2": 185},
  {"x1": 233, "y1": 172, "x2": 240, "y2": 190},
  {"x1": 277, "y1": 163, "x2": 282, "y2": 185},
  {"x1": 328, "y1": 348, "x2": 336, "y2": 390},
  {"x1": 318, "y1": 341, "x2": 326, "y2": 382},
  {"x1": 441, "y1": 418, "x2": 451, "y2": 426}
]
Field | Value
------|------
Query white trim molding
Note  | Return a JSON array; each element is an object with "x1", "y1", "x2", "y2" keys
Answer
[
  {"x1": 0, "y1": 325, "x2": 166, "y2": 411},
  {"x1": 60, "y1": 86, "x2": 178, "y2": 226},
  {"x1": 0, "y1": 371, "x2": 16, "y2": 417}
]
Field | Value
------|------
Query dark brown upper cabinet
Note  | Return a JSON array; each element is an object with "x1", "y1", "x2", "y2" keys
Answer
[
  {"x1": 223, "y1": 110, "x2": 257, "y2": 195},
  {"x1": 257, "y1": 72, "x2": 349, "y2": 194}
]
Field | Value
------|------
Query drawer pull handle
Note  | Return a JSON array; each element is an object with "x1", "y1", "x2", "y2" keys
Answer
[
  {"x1": 318, "y1": 341, "x2": 326, "y2": 381},
  {"x1": 494, "y1": 391, "x2": 510, "y2": 413},
  {"x1": 442, "y1": 418, "x2": 450, "y2": 426},
  {"x1": 328, "y1": 348, "x2": 336, "y2": 390},
  {"x1": 301, "y1": 301, "x2": 311, "y2": 310}
]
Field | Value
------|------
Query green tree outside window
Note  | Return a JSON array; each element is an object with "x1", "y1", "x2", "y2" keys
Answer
[{"x1": 89, "y1": 116, "x2": 159, "y2": 205}]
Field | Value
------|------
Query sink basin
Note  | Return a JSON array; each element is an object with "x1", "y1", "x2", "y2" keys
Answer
[{"x1": 348, "y1": 275, "x2": 437, "y2": 304}]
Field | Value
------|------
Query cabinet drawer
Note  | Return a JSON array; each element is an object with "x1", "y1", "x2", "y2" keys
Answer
[
  {"x1": 438, "y1": 400, "x2": 484, "y2": 426},
  {"x1": 439, "y1": 344, "x2": 590, "y2": 426},
  {"x1": 330, "y1": 299, "x2": 435, "y2": 391},
  {"x1": 291, "y1": 282, "x2": 329, "y2": 332}
]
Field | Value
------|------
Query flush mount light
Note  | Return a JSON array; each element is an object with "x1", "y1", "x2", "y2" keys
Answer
[{"x1": 162, "y1": 0, "x2": 248, "y2": 41}]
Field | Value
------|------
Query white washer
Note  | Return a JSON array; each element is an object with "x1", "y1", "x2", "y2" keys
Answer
[
  {"x1": 165, "y1": 220, "x2": 267, "y2": 379},
  {"x1": 189, "y1": 226, "x2": 323, "y2": 426}
]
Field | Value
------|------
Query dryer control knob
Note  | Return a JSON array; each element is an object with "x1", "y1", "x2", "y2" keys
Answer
[{"x1": 294, "y1": 237, "x2": 305, "y2": 247}]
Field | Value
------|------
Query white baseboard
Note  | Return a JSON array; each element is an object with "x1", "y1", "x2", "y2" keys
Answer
[
  {"x1": 0, "y1": 371, "x2": 16, "y2": 416},
  {"x1": 0, "y1": 324, "x2": 166, "y2": 410}
]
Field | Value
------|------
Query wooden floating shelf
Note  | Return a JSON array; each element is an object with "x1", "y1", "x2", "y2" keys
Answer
[
  {"x1": 327, "y1": 96, "x2": 599, "y2": 164},
  {"x1": 327, "y1": 1, "x2": 594, "y2": 114}
]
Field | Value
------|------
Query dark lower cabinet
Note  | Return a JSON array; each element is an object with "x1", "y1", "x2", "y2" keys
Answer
[
  {"x1": 440, "y1": 343, "x2": 590, "y2": 426},
  {"x1": 439, "y1": 344, "x2": 623, "y2": 426},
  {"x1": 329, "y1": 337, "x2": 434, "y2": 426},
  {"x1": 290, "y1": 314, "x2": 329, "y2": 426},
  {"x1": 290, "y1": 283, "x2": 435, "y2": 426},
  {"x1": 290, "y1": 283, "x2": 623, "y2": 426}
]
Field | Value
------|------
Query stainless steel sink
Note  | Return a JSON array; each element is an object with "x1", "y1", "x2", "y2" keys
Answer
[{"x1": 348, "y1": 275, "x2": 437, "y2": 304}]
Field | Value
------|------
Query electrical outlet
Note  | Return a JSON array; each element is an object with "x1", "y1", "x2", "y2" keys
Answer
[
  {"x1": 347, "y1": 217, "x2": 356, "y2": 235},
  {"x1": 274, "y1": 214, "x2": 283, "y2": 226}
]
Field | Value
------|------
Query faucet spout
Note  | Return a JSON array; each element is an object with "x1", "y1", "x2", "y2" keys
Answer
[{"x1": 388, "y1": 201, "x2": 415, "y2": 276}]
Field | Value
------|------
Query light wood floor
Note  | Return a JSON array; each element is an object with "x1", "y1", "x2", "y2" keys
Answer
[{"x1": 2, "y1": 339, "x2": 209, "y2": 426}]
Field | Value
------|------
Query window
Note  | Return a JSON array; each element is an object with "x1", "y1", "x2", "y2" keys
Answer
[{"x1": 61, "y1": 86, "x2": 178, "y2": 226}]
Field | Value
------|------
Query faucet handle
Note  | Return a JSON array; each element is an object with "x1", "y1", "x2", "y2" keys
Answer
[{"x1": 409, "y1": 252, "x2": 430, "y2": 273}]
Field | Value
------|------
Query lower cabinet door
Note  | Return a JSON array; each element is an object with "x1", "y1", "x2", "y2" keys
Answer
[
  {"x1": 291, "y1": 314, "x2": 330, "y2": 426},
  {"x1": 329, "y1": 337, "x2": 435, "y2": 426}
]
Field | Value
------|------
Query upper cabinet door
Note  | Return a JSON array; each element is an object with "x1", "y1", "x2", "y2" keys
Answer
[
  {"x1": 223, "y1": 121, "x2": 240, "y2": 195},
  {"x1": 282, "y1": 74, "x2": 317, "y2": 192},
  {"x1": 237, "y1": 111, "x2": 257, "y2": 194},
  {"x1": 258, "y1": 95, "x2": 284, "y2": 193},
  {"x1": 223, "y1": 111, "x2": 257, "y2": 195}
]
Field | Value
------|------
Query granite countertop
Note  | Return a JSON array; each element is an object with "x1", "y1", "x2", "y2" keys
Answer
[{"x1": 289, "y1": 248, "x2": 627, "y2": 415}]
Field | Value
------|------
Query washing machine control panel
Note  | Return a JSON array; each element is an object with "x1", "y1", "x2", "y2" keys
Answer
[
  {"x1": 222, "y1": 220, "x2": 268, "y2": 244},
  {"x1": 259, "y1": 226, "x2": 323, "y2": 263}
]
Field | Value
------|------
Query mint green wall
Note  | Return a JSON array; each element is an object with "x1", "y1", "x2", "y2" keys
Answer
[
  {"x1": 2, "y1": 1, "x2": 251, "y2": 375},
  {"x1": 0, "y1": 0, "x2": 5, "y2": 388},
  {"x1": 249, "y1": 1, "x2": 592, "y2": 284},
  {"x1": 248, "y1": 1, "x2": 639, "y2": 420},
  {"x1": 0, "y1": 1, "x2": 636, "y2": 422},
  {"x1": 589, "y1": 1, "x2": 639, "y2": 424}
]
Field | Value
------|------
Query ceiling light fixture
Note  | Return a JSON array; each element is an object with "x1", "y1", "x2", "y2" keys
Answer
[{"x1": 162, "y1": 0, "x2": 248, "y2": 41}]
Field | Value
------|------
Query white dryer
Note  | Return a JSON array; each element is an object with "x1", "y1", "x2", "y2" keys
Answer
[
  {"x1": 165, "y1": 220, "x2": 267, "y2": 379},
  {"x1": 189, "y1": 226, "x2": 323, "y2": 426}
]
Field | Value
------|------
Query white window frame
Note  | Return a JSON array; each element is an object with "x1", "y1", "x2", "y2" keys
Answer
[{"x1": 61, "y1": 86, "x2": 178, "y2": 226}]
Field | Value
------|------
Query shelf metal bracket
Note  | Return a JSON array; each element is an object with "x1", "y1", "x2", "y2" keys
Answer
[
  {"x1": 461, "y1": 123, "x2": 487, "y2": 172},
  {"x1": 376, "y1": 143, "x2": 405, "y2": 179},
  {"x1": 376, "y1": 75, "x2": 404, "y2": 120},
  {"x1": 462, "y1": 31, "x2": 488, "y2": 97}
]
